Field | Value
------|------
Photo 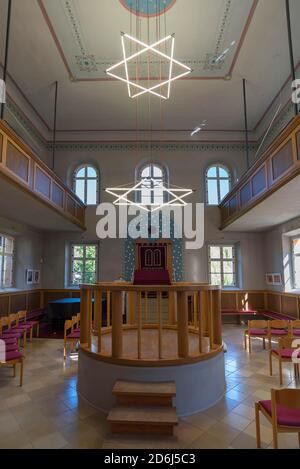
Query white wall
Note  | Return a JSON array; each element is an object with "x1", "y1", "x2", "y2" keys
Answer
[{"x1": 0, "y1": 217, "x2": 44, "y2": 291}]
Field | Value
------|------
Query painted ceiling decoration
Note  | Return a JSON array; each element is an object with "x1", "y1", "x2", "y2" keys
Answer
[
  {"x1": 120, "y1": 0, "x2": 177, "y2": 17},
  {"x1": 39, "y1": 0, "x2": 256, "y2": 81}
]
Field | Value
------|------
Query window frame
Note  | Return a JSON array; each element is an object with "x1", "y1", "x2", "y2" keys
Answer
[
  {"x1": 73, "y1": 164, "x2": 99, "y2": 206},
  {"x1": 0, "y1": 234, "x2": 15, "y2": 289},
  {"x1": 206, "y1": 164, "x2": 231, "y2": 206},
  {"x1": 70, "y1": 243, "x2": 99, "y2": 287},
  {"x1": 208, "y1": 244, "x2": 237, "y2": 288},
  {"x1": 291, "y1": 236, "x2": 300, "y2": 289}
]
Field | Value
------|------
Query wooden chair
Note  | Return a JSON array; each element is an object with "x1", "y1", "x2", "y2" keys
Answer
[
  {"x1": 0, "y1": 316, "x2": 26, "y2": 348},
  {"x1": 0, "y1": 339, "x2": 24, "y2": 387},
  {"x1": 64, "y1": 319, "x2": 80, "y2": 359},
  {"x1": 17, "y1": 310, "x2": 40, "y2": 338},
  {"x1": 255, "y1": 388, "x2": 300, "y2": 449},
  {"x1": 244, "y1": 320, "x2": 268, "y2": 353},
  {"x1": 290, "y1": 320, "x2": 300, "y2": 338},
  {"x1": 72, "y1": 314, "x2": 80, "y2": 333},
  {"x1": 9, "y1": 313, "x2": 33, "y2": 343},
  {"x1": 268, "y1": 320, "x2": 289, "y2": 349},
  {"x1": 269, "y1": 337, "x2": 300, "y2": 385}
]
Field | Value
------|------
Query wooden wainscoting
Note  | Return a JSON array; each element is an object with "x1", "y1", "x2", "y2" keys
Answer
[
  {"x1": 220, "y1": 113, "x2": 300, "y2": 229},
  {"x1": 0, "y1": 121, "x2": 86, "y2": 230},
  {"x1": 0, "y1": 289, "x2": 42, "y2": 317}
]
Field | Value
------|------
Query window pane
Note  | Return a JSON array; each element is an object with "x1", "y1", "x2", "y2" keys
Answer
[
  {"x1": 219, "y1": 167, "x2": 229, "y2": 178},
  {"x1": 142, "y1": 166, "x2": 151, "y2": 178},
  {"x1": 207, "y1": 180, "x2": 219, "y2": 205},
  {"x1": 73, "y1": 245, "x2": 84, "y2": 258},
  {"x1": 219, "y1": 179, "x2": 230, "y2": 201},
  {"x1": 223, "y1": 246, "x2": 233, "y2": 259},
  {"x1": 85, "y1": 260, "x2": 96, "y2": 273},
  {"x1": 210, "y1": 246, "x2": 221, "y2": 259},
  {"x1": 87, "y1": 166, "x2": 97, "y2": 178},
  {"x1": 75, "y1": 179, "x2": 85, "y2": 203},
  {"x1": 73, "y1": 260, "x2": 83, "y2": 275},
  {"x1": 207, "y1": 166, "x2": 217, "y2": 178},
  {"x1": 84, "y1": 272, "x2": 96, "y2": 284},
  {"x1": 210, "y1": 261, "x2": 221, "y2": 274},
  {"x1": 87, "y1": 180, "x2": 97, "y2": 205},
  {"x1": 223, "y1": 261, "x2": 234, "y2": 273},
  {"x1": 153, "y1": 165, "x2": 163, "y2": 178},
  {"x1": 76, "y1": 168, "x2": 85, "y2": 178},
  {"x1": 223, "y1": 274, "x2": 235, "y2": 287},
  {"x1": 211, "y1": 274, "x2": 222, "y2": 286},
  {"x1": 4, "y1": 238, "x2": 14, "y2": 255},
  {"x1": 86, "y1": 246, "x2": 96, "y2": 259},
  {"x1": 293, "y1": 238, "x2": 300, "y2": 255}
]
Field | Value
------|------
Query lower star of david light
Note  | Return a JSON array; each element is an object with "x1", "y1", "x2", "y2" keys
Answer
[
  {"x1": 106, "y1": 33, "x2": 192, "y2": 99},
  {"x1": 105, "y1": 180, "x2": 193, "y2": 212}
]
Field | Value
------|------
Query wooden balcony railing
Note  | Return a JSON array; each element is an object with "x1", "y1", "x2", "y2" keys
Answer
[
  {"x1": 80, "y1": 283, "x2": 222, "y2": 366},
  {"x1": 0, "y1": 121, "x2": 86, "y2": 229},
  {"x1": 220, "y1": 113, "x2": 300, "y2": 229}
]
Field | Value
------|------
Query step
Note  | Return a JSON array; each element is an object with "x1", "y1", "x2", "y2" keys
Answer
[
  {"x1": 107, "y1": 406, "x2": 178, "y2": 436},
  {"x1": 113, "y1": 380, "x2": 176, "y2": 407}
]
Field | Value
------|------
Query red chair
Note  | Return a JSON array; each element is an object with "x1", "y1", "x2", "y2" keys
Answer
[
  {"x1": 17, "y1": 310, "x2": 40, "y2": 338},
  {"x1": 269, "y1": 337, "x2": 300, "y2": 385},
  {"x1": 0, "y1": 317, "x2": 26, "y2": 348},
  {"x1": 268, "y1": 320, "x2": 289, "y2": 349},
  {"x1": 290, "y1": 320, "x2": 300, "y2": 338},
  {"x1": 244, "y1": 320, "x2": 268, "y2": 353},
  {"x1": 9, "y1": 313, "x2": 33, "y2": 343},
  {"x1": 255, "y1": 389, "x2": 300, "y2": 449}
]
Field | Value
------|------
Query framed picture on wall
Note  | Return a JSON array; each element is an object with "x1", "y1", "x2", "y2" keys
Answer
[
  {"x1": 266, "y1": 273, "x2": 282, "y2": 286},
  {"x1": 33, "y1": 270, "x2": 40, "y2": 285},
  {"x1": 26, "y1": 269, "x2": 33, "y2": 285}
]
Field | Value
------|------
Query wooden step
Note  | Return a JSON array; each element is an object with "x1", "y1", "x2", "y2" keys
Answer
[
  {"x1": 107, "y1": 406, "x2": 178, "y2": 436},
  {"x1": 113, "y1": 380, "x2": 176, "y2": 407}
]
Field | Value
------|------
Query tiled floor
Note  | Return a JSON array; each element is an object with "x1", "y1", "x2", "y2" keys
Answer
[{"x1": 0, "y1": 325, "x2": 299, "y2": 449}]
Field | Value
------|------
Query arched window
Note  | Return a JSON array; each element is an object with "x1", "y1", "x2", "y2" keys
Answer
[
  {"x1": 74, "y1": 165, "x2": 99, "y2": 205},
  {"x1": 206, "y1": 164, "x2": 231, "y2": 205},
  {"x1": 139, "y1": 163, "x2": 166, "y2": 206}
]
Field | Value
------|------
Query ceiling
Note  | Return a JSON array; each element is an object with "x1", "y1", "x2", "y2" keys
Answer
[
  {"x1": 0, "y1": 0, "x2": 299, "y2": 135},
  {"x1": 223, "y1": 174, "x2": 300, "y2": 232}
]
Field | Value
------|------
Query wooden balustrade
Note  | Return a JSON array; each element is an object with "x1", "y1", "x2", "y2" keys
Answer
[
  {"x1": 220, "y1": 113, "x2": 300, "y2": 229},
  {"x1": 0, "y1": 121, "x2": 86, "y2": 230},
  {"x1": 80, "y1": 283, "x2": 222, "y2": 365}
]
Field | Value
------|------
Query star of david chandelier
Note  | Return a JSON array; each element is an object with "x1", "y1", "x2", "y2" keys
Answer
[
  {"x1": 105, "y1": 180, "x2": 193, "y2": 213},
  {"x1": 105, "y1": 33, "x2": 192, "y2": 100}
]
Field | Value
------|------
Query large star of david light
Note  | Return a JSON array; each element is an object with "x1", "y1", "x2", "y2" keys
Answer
[
  {"x1": 105, "y1": 179, "x2": 193, "y2": 212},
  {"x1": 106, "y1": 33, "x2": 192, "y2": 99}
]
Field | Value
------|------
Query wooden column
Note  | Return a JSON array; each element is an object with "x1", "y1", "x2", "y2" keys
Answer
[
  {"x1": 208, "y1": 291, "x2": 214, "y2": 349},
  {"x1": 137, "y1": 292, "x2": 142, "y2": 359},
  {"x1": 80, "y1": 289, "x2": 89, "y2": 345},
  {"x1": 211, "y1": 289, "x2": 222, "y2": 346},
  {"x1": 168, "y1": 291, "x2": 176, "y2": 325},
  {"x1": 94, "y1": 290, "x2": 102, "y2": 353},
  {"x1": 127, "y1": 292, "x2": 136, "y2": 325},
  {"x1": 107, "y1": 291, "x2": 111, "y2": 327},
  {"x1": 157, "y1": 292, "x2": 163, "y2": 359},
  {"x1": 198, "y1": 291, "x2": 204, "y2": 353},
  {"x1": 111, "y1": 291, "x2": 123, "y2": 358},
  {"x1": 87, "y1": 290, "x2": 92, "y2": 349},
  {"x1": 177, "y1": 291, "x2": 189, "y2": 358}
]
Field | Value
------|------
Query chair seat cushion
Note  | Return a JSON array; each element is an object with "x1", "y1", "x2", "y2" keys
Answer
[
  {"x1": 5, "y1": 351, "x2": 23, "y2": 362},
  {"x1": 248, "y1": 329, "x2": 268, "y2": 336},
  {"x1": 67, "y1": 332, "x2": 80, "y2": 339},
  {"x1": 5, "y1": 344, "x2": 19, "y2": 352},
  {"x1": 270, "y1": 329, "x2": 288, "y2": 336},
  {"x1": 12, "y1": 324, "x2": 32, "y2": 331},
  {"x1": 1, "y1": 331, "x2": 22, "y2": 338},
  {"x1": 273, "y1": 348, "x2": 300, "y2": 359},
  {"x1": 73, "y1": 328, "x2": 80, "y2": 333},
  {"x1": 0, "y1": 337, "x2": 18, "y2": 344},
  {"x1": 260, "y1": 400, "x2": 300, "y2": 427},
  {"x1": 26, "y1": 321, "x2": 39, "y2": 326},
  {"x1": 292, "y1": 329, "x2": 300, "y2": 336}
]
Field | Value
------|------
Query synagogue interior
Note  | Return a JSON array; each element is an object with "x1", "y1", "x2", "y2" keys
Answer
[{"x1": 0, "y1": 0, "x2": 300, "y2": 451}]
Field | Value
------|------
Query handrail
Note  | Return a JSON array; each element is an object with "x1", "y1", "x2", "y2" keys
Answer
[
  {"x1": 80, "y1": 283, "x2": 222, "y2": 365},
  {"x1": 0, "y1": 120, "x2": 86, "y2": 229},
  {"x1": 219, "y1": 113, "x2": 300, "y2": 229}
]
